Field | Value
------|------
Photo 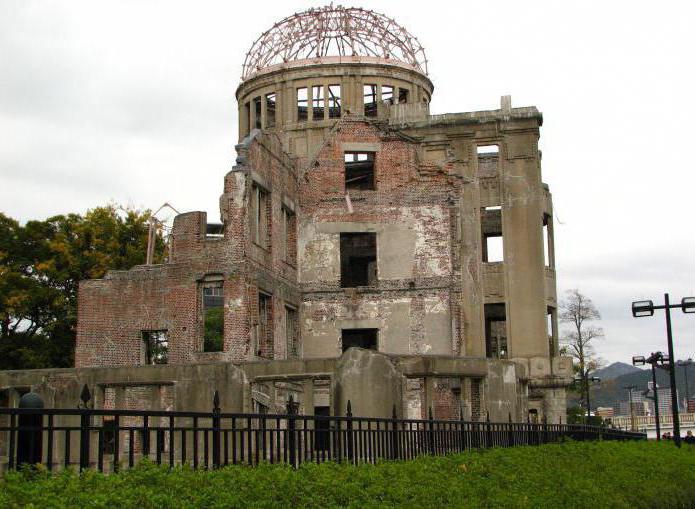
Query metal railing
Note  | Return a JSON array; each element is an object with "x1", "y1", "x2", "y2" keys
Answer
[{"x1": 0, "y1": 390, "x2": 645, "y2": 473}]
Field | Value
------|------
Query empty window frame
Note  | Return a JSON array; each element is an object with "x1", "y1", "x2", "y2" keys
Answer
[
  {"x1": 484, "y1": 304, "x2": 507, "y2": 359},
  {"x1": 297, "y1": 87, "x2": 308, "y2": 121},
  {"x1": 143, "y1": 330, "x2": 168, "y2": 365},
  {"x1": 282, "y1": 207, "x2": 297, "y2": 265},
  {"x1": 253, "y1": 96, "x2": 262, "y2": 129},
  {"x1": 257, "y1": 292, "x2": 274, "y2": 359},
  {"x1": 285, "y1": 305, "x2": 299, "y2": 359},
  {"x1": 344, "y1": 152, "x2": 375, "y2": 190},
  {"x1": 477, "y1": 145, "x2": 499, "y2": 176},
  {"x1": 328, "y1": 84, "x2": 341, "y2": 118},
  {"x1": 244, "y1": 102, "x2": 251, "y2": 136},
  {"x1": 340, "y1": 233, "x2": 377, "y2": 288},
  {"x1": 382, "y1": 85, "x2": 394, "y2": 105},
  {"x1": 481, "y1": 207, "x2": 503, "y2": 262},
  {"x1": 250, "y1": 183, "x2": 270, "y2": 249},
  {"x1": 312, "y1": 85, "x2": 325, "y2": 120},
  {"x1": 265, "y1": 93, "x2": 276, "y2": 128},
  {"x1": 543, "y1": 214, "x2": 554, "y2": 268},
  {"x1": 398, "y1": 88, "x2": 409, "y2": 104},
  {"x1": 363, "y1": 84, "x2": 378, "y2": 117},
  {"x1": 547, "y1": 306, "x2": 558, "y2": 357},
  {"x1": 342, "y1": 328, "x2": 378, "y2": 352},
  {"x1": 101, "y1": 419, "x2": 117, "y2": 454},
  {"x1": 203, "y1": 280, "x2": 224, "y2": 352}
]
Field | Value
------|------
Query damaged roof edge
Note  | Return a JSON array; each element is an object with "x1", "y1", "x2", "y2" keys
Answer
[{"x1": 390, "y1": 106, "x2": 543, "y2": 129}]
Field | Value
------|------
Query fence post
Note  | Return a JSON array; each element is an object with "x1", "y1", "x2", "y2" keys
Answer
[
  {"x1": 212, "y1": 390, "x2": 221, "y2": 469},
  {"x1": 508, "y1": 413, "x2": 514, "y2": 447},
  {"x1": 287, "y1": 395, "x2": 297, "y2": 468},
  {"x1": 346, "y1": 400, "x2": 354, "y2": 463},
  {"x1": 428, "y1": 407, "x2": 435, "y2": 455},
  {"x1": 78, "y1": 384, "x2": 92, "y2": 471},
  {"x1": 485, "y1": 410, "x2": 492, "y2": 449},
  {"x1": 542, "y1": 415, "x2": 548, "y2": 444},
  {"x1": 17, "y1": 392, "x2": 44, "y2": 468},
  {"x1": 391, "y1": 405, "x2": 399, "y2": 460}
]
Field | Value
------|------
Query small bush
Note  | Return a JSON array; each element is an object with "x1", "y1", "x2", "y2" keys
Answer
[{"x1": 1, "y1": 441, "x2": 693, "y2": 508}]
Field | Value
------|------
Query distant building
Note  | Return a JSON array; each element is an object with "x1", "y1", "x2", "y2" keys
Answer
[
  {"x1": 596, "y1": 407, "x2": 614, "y2": 418},
  {"x1": 687, "y1": 400, "x2": 695, "y2": 413},
  {"x1": 647, "y1": 382, "x2": 677, "y2": 416}
]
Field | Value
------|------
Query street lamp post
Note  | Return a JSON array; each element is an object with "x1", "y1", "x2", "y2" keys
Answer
[
  {"x1": 631, "y1": 294, "x2": 695, "y2": 448},
  {"x1": 575, "y1": 375, "x2": 601, "y2": 423},
  {"x1": 633, "y1": 352, "x2": 669, "y2": 441},
  {"x1": 677, "y1": 358, "x2": 693, "y2": 411}
]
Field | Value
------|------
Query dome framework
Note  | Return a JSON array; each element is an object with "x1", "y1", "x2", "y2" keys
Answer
[{"x1": 242, "y1": 5, "x2": 428, "y2": 81}]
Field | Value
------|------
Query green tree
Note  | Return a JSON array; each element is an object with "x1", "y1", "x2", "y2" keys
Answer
[{"x1": 0, "y1": 205, "x2": 164, "y2": 369}]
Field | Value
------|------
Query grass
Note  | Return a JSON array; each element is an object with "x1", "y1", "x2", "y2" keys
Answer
[{"x1": 1, "y1": 440, "x2": 694, "y2": 508}]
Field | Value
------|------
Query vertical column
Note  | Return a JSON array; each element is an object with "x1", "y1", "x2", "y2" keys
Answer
[{"x1": 500, "y1": 130, "x2": 548, "y2": 358}]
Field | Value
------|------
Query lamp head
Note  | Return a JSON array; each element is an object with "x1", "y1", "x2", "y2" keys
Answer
[{"x1": 632, "y1": 300, "x2": 654, "y2": 317}]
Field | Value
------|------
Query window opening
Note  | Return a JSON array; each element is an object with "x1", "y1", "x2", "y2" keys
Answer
[
  {"x1": 265, "y1": 93, "x2": 276, "y2": 128},
  {"x1": 102, "y1": 419, "x2": 116, "y2": 454},
  {"x1": 398, "y1": 88, "x2": 409, "y2": 104},
  {"x1": 342, "y1": 328, "x2": 378, "y2": 352},
  {"x1": 244, "y1": 102, "x2": 251, "y2": 136},
  {"x1": 328, "y1": 84, "x2": 341, "y2": 118},
  {"x1": 363, "y1": 84, "x2": 378, "y2": 117},
  {"x1": 297, "y1": 87, "x2": 308, "y2": 121},
  {"x1": 312, "y1": 85, "x2": 324, "y2": 120},
  {"x1": 340, "y1": 233, "x2": 377, "y2": 287},
  {"x1": 477, "y1": 145, "x2": 499, "y2": 154},
  {"x1": 481, "y1": 207, "x2": 503, "y2": 262},
  {"x1": 206, "y1": 223, "x2": 224, "y2": 238},
  {"x1": 203, "y1": 280, "x2": 224, "y2": 352},
  {"x1": 285, "y1": 306, "x2": 299, "y2": 359},
  {"x1": 547, "y1": 306, "x2": 558, "y2": 357},
  {"x1": 250, "y1": 183, "x2": 270, "y2": 249},
  {"x1": 314, "y1": 406, "x2": 330, "y2": 451},
  {"x1": 543, "y1": 214, "x2": 554, "y2": 268},
  {"x1": 382, "y1": 85, "x2": 394, "y2": 105},
  {"x1": 344, "y1": 152, "x2": 375, "y2": 190},
  {"x1": 282, "y1": 207, "x2": 297, "y2": 265},
  {"x1": 258, "y1": 292, "x2": 274, "y2": 359},
  {"x1": 254, "y1": 399, "x2": 269, "y2": 415},
  {"x1": 253, "y1": 96, "x2": 262, "y2": 129},
  {"x1": 484, "y1": 304, "x2": 507, "y2": 359},
  {"x1": 477, "y1": 145, "x2": 499, "y2": 176},
  {"x1": 143, "y1": 330, "x2": 168, "y2": 365}
]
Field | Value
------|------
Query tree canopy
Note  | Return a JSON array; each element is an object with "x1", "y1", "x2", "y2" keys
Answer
[{"x1": 0, "y1": 206, "x2": 163, "y2": 370}]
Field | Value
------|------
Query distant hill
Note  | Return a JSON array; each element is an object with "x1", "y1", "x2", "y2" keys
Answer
[
  {"x1": 593, "y1": 362, "x2": 641, "y2": 381},
  {"x1": 569, "y1": 363, "x2": 695, "y2": 413}
]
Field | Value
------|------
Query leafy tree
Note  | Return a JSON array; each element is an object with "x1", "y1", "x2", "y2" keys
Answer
[
  {"x1": 204, "y1": 307, "x2": 224, "y2": 352},
  {"x1": 560, "y1": 289, "x2": 604, "y2": 419},
  {"x1": 0, "y1": 205, "x2": 164, "y2": 369}
]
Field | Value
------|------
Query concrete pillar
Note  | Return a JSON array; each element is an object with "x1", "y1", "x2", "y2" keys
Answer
[{"x1": 500, "y1": 132, "x2": 548, "y2": 359}]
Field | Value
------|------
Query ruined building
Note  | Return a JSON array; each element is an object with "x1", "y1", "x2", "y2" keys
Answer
[{"x1": 0, "y1": 6, "x2": 572, "y2": 423}]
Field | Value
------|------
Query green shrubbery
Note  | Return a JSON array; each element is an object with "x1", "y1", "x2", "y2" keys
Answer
[{"x1": 1, "y1": 441, "x2": 694, "y2": 508}]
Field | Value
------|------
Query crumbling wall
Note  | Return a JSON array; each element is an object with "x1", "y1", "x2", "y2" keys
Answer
[
  {"x1": 298, "y1": 120, "x2": 461, "y2": 358},
  {"x1": 76, "y1": 131, "x2": 299, "y2": 368}
]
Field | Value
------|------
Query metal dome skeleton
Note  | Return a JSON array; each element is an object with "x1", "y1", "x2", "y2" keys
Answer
[{"x1": 242, "y1": 5, "x2": 428, "y2": 81}]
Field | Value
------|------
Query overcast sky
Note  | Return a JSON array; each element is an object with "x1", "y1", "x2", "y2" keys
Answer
[{"x1": 2, "y1": 0, "x2": 694, "y2": 365}]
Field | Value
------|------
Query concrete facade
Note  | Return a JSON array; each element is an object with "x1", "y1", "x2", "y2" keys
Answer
[{"x1": 1, "y1": 6, "x2": 572, "y2": 424}]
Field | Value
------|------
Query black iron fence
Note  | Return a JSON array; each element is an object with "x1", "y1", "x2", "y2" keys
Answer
[{"x1": 0, "y1": 389, "x2": 645, "y2": 473}]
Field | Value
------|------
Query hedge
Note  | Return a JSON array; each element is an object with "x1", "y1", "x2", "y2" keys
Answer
[{"x1": 1, "y1": 440, "x2": 693, "y2": 508}]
